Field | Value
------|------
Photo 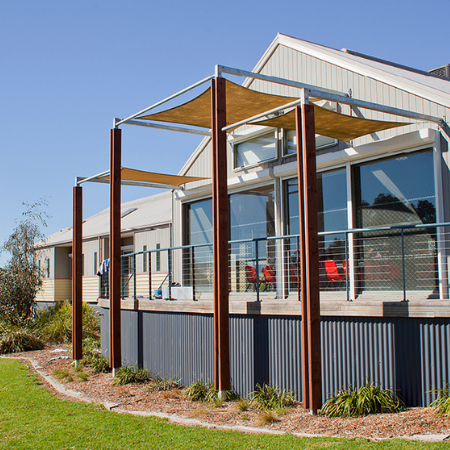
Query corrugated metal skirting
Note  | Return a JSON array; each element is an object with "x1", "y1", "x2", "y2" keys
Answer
[{"x1": 101, "y1": 310, "x2": 450, "y2": 406}]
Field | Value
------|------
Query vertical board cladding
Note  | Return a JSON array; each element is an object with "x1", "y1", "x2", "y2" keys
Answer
[{"x1": 100, "y1": 308, "x2": 450, "y2": 406}]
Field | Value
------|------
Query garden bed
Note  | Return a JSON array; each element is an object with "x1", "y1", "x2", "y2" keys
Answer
[{"x1": 8, "y1": 345, "x2": 450, "y2": 441}]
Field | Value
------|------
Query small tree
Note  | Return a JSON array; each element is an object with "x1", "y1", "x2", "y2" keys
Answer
[{"x1": 0, "y1": 200, "x2": 49, "y2": 324}]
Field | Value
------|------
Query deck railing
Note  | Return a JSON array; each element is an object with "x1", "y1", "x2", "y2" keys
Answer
[{"x1": 100, "y1": 222, "x2": 450, "y2": 302}]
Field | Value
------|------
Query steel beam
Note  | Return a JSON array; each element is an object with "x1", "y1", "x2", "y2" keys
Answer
[
  {"x1": 219, "y1": 64, "x2": 443, "y2": 124},
  {"x1": 72, "y1": 186, "x2": 83, "y2": 362},
  {"x1": 302, "y1": 104, "x2": 322, "y2": 413},
  {"x1": 218, "y1": 65, "x2": 346, "y2": 97},
  {"x1": 77, "y1": 176, "x2": 181, "y2": 190},
  {"x1": 118, "y1": 118, "x2": 211, "y2": 137},
  {"x1": 211, "y1": 77, "x2": 231, "y2": 393},
  {"x1": 116, "y1": 75, "x2": 214, "y2": 126},
  {"x1": 109, "y1": 128, "x2": 122, "y2": 370}
]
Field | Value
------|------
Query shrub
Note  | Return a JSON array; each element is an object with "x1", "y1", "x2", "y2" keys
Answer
[
  {"x1": 81, "y1": 337, "x2": 109, "y2": 374},
  {"x1": 184, "y1": 378, "x2": 217, "y2": 403},
  {"x1": 37, "y1": 301, "x2": 100, "y2": 344},
  {"x1": 251, "y1": 383, "x2": 295, "y2": 411},
  {"x1": 320, "y1": 380, "x2": 404, "y2": 418},
  {"x1": 430, "y1": 383, "x2": 450, "y2": 416},
  {"x1": 0, "y1": 321, "x2": 44, "y2": 354},
  {"x1": 112, "y1": 366, "x2": 152, "y2": 386}
]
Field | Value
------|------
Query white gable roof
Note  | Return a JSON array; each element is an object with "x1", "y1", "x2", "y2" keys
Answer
[
  {"x1": 40, "y1": 190, "x2": 172, "y2": 247},
  {"x1": 261, "y1": 34, "x2": 450, "y2": 108}
]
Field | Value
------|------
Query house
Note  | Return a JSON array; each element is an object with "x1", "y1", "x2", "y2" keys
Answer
[
  {"x1": 45, "y1": 33, "x2": 450, "y2": 407},
  {"x1": 36, "y1": 190, "x2": 172, "y2": 307}
]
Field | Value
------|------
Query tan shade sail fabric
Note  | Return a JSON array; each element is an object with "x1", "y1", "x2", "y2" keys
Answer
[
  {"x1": 100, "y1": 167, "x2": 208, "y2": 186},
  {"x1": 138, "y1": 80, "x2": 297, "y2": 129},
  {"x1": 138, "y1": 80, "x2": 409, "y2": 141},
  {"x1": 252, "y1": 106, "x2": 409, "y2": 142}
]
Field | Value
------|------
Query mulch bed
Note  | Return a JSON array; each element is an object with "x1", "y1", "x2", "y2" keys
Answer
[{"x1": 5, "y1": 344, "x2": 450, "y2": 441}]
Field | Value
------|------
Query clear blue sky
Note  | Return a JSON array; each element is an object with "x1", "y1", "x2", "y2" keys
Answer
[{"x1": 1, "y1": 0, "x2": 449, "y2": 265}]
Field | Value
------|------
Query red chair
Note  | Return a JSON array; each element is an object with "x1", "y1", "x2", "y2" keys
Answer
[
  {"x1": 324, "y1": 259, "x2": 345, "y2": 283},
  {"x1": 263, "y1": 264, "x2": 276, "y2": 291},
  {"x1": 263, "y1": 264, "x2": 276, "y2": 283},
  {"x1": 245, "y1": 265, "x2": 257, "y2": 290}
]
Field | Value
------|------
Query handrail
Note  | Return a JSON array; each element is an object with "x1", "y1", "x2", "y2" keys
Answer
[{"x1": 116, "y1": 221, "x2": 447, "y2": 302}]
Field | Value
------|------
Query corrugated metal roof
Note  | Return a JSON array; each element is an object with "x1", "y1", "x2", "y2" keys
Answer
[{"x1": 40, "y1": 190, "x2": 172, "y2": 247}]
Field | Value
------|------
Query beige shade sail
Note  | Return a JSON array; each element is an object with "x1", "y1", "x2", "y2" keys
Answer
[
  {"x1": 137, "y1": 80, "x2": 409, "y2": 142},
  {"x1": 99, "y1": 167, "x2": 208, "y2": 186},
  {"x1": 252, "y1": 106, "x2": 408, "y2": 142}
]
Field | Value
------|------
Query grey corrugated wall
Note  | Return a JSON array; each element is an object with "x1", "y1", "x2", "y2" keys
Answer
[{"x1": 101, "y1": 309, "x2": 450, "y2": 406}]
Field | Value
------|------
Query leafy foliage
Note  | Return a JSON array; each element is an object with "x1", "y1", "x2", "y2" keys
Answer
[
  {"x1": 0, "y1": 200, "x2": 49, "y2": 324},
  {"x1": 251, "y1": 383, "x2": 295, "y2": 411},
  {"x1": 112, "y1": 366, "x2": 152, "y2": 385},
  {"x1": 320, "y1": 380, "x2": 404, "y2": 418},
  {"x1": 81, "y1": 337, "x2": 109, "y2": 374},
  {"x1": 0, "y1": 321, "x2": 44, "y2": 354},
  {"x1": 37, "y1": 301, "x2": 100, "y2": 344},
  {"x1": 430, "y1": 383, "x2": 450, "y2": 416}
]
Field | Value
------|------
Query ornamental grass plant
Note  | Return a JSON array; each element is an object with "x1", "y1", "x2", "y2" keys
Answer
[
  {"x1": 430, "y1": 383, "x2": 450, "y2": 416},
  {"x1": 251, "y1": 383, "x2": 295, "y2": 411},
  {"x1": 320, "y1": 380, "x2": 404, "y2": 418}
]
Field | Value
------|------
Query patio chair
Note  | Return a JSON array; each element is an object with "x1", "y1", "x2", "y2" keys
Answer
[
  {"x1": 245, "y1": 265, "x2": 258, "y2": 291},
  {"x1": 262, "y1": 264, "x2": 276, "y2": 291},
  {"x1": 324, "y1": 259, "x2": 345, "y2": 288}
]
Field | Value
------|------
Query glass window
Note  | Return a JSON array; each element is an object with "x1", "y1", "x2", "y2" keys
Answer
[
  {"x1": 235, "y1": 131, "x2": 277, "y2": 168},
  {"x1": 353, "y1": 150, "x2": 437, "y2": 293},
  {"x1": 285, "y1": 168, "x2": 348, "y2": 235},
  {"x1": 284, "y1": 129, "x2": 338, "y2": 155},
  {"x1": 143, "y1": 246, "x2": 147, "y2": 273},
  {"x1": 353, "y1": 151, "x2": 436, "y2": 228},
  {"x1": 285, "y1": 169, "x2": 347, "y2": 291},
  {"x1": 230, "y1": 185, "x2": 275, "y2": 241},
  {"x1": 185, "y1": 199, "x2": 213, "y2": 246},
  {"x1": 155, "y1": 243, "x2": 161, "y2": 272}
]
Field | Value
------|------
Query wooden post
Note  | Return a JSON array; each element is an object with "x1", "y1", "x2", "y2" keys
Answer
[
  {"x1": 302, "y1": 104, "x2": 322, "y2": 412},
  {"x1": 295, "y1": 105, "x2": 309, "y2": 410},
  {"x1": 72, "y1": 185, "x2": 83, "y2": 362},
  {"x1": 109, "y1": 128, "x2": 122, "y2": 371},
  {"x1": 211, "y1": 77, "x2": 230, "y2": 394}
]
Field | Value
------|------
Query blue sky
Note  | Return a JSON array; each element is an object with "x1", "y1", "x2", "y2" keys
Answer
[{"x1": 1, "y1": 0, "x2": 449, "y2": 265}]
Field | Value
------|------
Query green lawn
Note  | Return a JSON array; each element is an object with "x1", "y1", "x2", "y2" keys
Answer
[{"x1": 0, "y1": 359, "x2": 448, "y2": 450}]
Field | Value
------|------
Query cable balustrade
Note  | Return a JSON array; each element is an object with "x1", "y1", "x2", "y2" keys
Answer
[{"x1": 97, "y1": 222, "x2": 450, "y2": 303}]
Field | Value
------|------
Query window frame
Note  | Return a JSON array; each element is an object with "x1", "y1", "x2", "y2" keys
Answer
[{"x1": 233, "y1": 129, "x2": 279, "y2": 170}]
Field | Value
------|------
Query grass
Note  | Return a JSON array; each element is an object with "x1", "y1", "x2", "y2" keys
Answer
[{"x1": 0, "y1": 359, "x2": 448, "y2": 449}]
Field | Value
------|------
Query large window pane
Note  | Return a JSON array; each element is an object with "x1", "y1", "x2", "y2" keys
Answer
[
  {"x1": 285, "y1": 169, "x2": 347, "y2": 291},
  {"x1": 285, "y1": 169, "x2": 347, "y2": 235},
  {"x1": 185, "y1": 199, "x2": 213, "y2": 292},
  {"x1": 353, "y1": 150, "x2": 437, "y2": 293}
]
